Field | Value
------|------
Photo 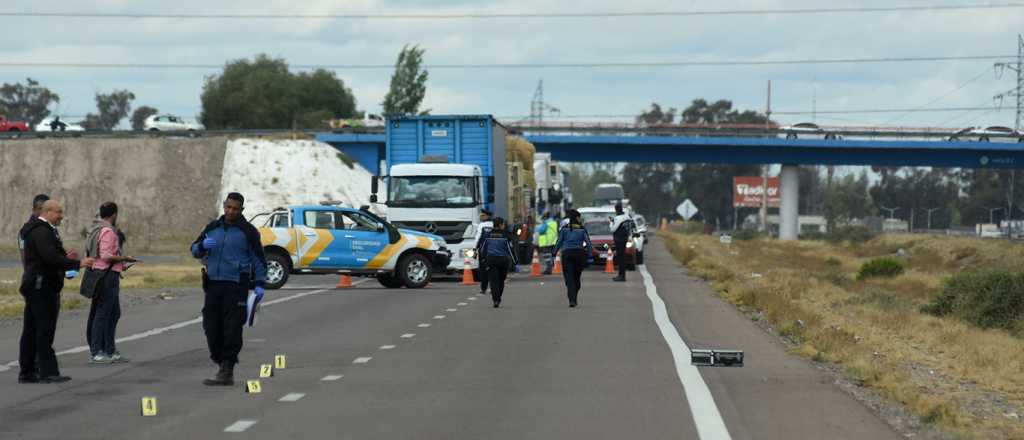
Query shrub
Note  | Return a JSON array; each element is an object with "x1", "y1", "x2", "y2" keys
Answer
[
  {"x1": 824, "y1": 256, "x2": 842, "y2": 266},
  {"x1": 856, "y1": 257, "x2": 904, "y2": 280},
  {"x1": 731, "y1": 229, "x2": 762, "y2": 241},
  {"x1": 827, "y1": 226, "x2": 876, "y2": 244},
  {"x1": 923, "y1": 271, "x2": 1024, "y2": 333}
]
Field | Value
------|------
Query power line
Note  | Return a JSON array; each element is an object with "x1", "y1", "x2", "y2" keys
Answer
[
  {"x1": 0, "y1": 55, "x2": 1015, "y2": 70},
  {"x1": 4, "y1": 4, "x2": 1023, "y2": 20},
  {"x1": 883, "y1": 66, "x2": 994, "y2": 124},
  {"x1": 498, "y1": 106, "x2": 1014, "y2": 120}
]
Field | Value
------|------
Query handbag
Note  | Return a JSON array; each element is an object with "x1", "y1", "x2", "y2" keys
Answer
[{"x1": 79, "y1": 267, "x2": 109, "y2": 299}]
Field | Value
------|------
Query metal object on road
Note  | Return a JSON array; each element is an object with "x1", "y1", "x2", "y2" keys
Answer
[{"x1": 691, "y1": 349, "x2": 744, "y2": 367}]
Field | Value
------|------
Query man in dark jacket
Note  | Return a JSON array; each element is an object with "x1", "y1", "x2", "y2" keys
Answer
[
  {"x1": 19, "y1": 200, "x2": 93, "y2": 384},
  {"x1": 18, "y1": 194, "x2": 50, "y2": 266},
  {"x1": 609, "y1": 203, "x2": 634, "y2": 282},
  {"x1": 190, "y1": 193, "x2": 267, "y2": 386}
]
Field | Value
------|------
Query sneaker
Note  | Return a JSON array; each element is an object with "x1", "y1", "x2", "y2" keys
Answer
[
  {"x1": 90, "y1": 354, "x2": 113, "y2": 364},
  {"x1": 110, "y1": 352, "x2": 130, "y2": 363}
]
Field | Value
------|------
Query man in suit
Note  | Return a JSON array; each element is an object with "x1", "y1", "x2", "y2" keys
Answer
[{"x1": 19, "y1": 200, "x2": 93, "y2": 384}]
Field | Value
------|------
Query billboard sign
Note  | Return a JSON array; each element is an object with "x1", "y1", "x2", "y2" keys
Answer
[{"x1": 733, "y1": 177, "x2": 780, "y2": 208}]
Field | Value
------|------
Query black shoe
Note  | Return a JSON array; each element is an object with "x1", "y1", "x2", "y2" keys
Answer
[
  {"x1": 493, "y1": 301, "x2": 500, "y2": 308},
  {"x1": 612, "y1": 277, "x2": 626, "y2": 282},
  {"x1": 570, "y1": 302, "x2": 577, "y2": 308},
  {"x1": 478, "y1": 291, "x2": 487, "y2": 295},
  {"x1": 203, "y1": 361, "x2": 235, "y2": 386},
  {"x1": 17, "y1": 375, "x2": 39, "y2": 384},
  {"x1": 38, "y1": 375, "x2": 71, "y2": 383}
]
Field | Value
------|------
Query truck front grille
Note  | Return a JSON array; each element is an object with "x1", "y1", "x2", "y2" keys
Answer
[{"x1": 392, "y1": 221, "x2": 471, "y2": 244}]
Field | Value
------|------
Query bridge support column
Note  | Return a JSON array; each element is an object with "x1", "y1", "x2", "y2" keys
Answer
[{"x1": 779, "y1": 164, "x2": 799, "y2": 241}]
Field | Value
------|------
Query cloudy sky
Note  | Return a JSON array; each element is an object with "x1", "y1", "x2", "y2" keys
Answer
[{"x1": 2, "y1": 0, "x2": 1021, "y2": 129}]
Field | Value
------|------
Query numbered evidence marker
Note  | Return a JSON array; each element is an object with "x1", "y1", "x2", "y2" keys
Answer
[
  {"x1": 141, "y1": 397, "x2": 158, "y2": 417},
  {"x1": 274, "y1": 355, "x2": 287, "y2": 369},
  {"x1": 246, "y1": 380, "x2": 262, "y2": 394},
  {"x1": 260, "y1": 364, "x2": 274, "y2": 378}
]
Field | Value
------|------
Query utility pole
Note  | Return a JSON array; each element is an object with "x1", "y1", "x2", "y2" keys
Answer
[
  {"x1": 530, "y1": 79, "x2": 561, "y2": 126},
  {"x1": 988, "y1": 207, "x2": 1004, "y2": 225},
  {"x1": 993, "y1": 34, "x2": 1023, "y2": 131},
  {"x1": 761, "y1": 80, "x2": 772, "y2": 233},
  {"x1": 924, "y1": 207, "x2": 940, "y2": 231}
]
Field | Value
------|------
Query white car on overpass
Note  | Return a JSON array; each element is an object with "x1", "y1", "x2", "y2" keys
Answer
[
  {"x1": 949, "y1": 126, "x2": 1023, "y2": 143},
  {"x1": 35, "y1": 116, "x2": 85, "y2": 132},
  {"x1": 143, "y1": 114, "x2": 205, "y2": 132},
  {"x1": 781, "y1": 122, "x2": 841, "y2": 140}
]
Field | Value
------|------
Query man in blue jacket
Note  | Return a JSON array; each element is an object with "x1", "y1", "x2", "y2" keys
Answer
[{"x1": 190, "y1": 193, "x2": 267, "y2": 386}]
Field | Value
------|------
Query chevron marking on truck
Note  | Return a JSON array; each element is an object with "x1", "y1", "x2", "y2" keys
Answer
[
  {"x1": 298, "y1": 229, "x2": 334, "y2": 267},
  {"x1": 366, "y1": 235, "x2": 408, "y2": 269}
]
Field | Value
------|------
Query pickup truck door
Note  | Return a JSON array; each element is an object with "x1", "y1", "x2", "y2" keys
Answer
[
  {"x1": 340, "y1": 211, "x2": 390, "y2": 268},
  {"x1": 295, "y1": 209, "x2": 348, "y2": 269}
]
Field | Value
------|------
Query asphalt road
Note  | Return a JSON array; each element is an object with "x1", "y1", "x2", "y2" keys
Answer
[{"x1": 0, "y1": 238, "x2": 901, "y2": 439}]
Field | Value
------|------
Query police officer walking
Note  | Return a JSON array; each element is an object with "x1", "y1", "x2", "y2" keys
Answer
[
  {"x1": 536, "y1": 212, "x2": 558, "y2": 275},
  {"x1": 190, "y1": 193, "x2": 267, "y2": 386},
  {"x1": 19, "y1": 200, "x2": 94, "y2": 383},
  {"x1": 610, "y1": 203, "x2": 634, "y2": 282},
  {"x1": 474, "y1": 209, "x2": 494, "y2": 296},
  {"x1": 476, "y1": 217, "x2": 517, "y2": 308},
  {"x1": 554, "y1": 209, "x2": 592, "y2": 308}
]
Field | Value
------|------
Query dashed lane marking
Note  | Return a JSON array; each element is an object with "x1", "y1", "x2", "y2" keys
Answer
[
  {"x1": 457, "y1": 302, "x2": 468, "y2": 306},
  {"x1": 353, "y1": 357, "x2": 372, "y2": 364},
  {"x1": 446, "y1": 308, "x2": 457, "y2": 312},
  {"x1": 400, "y1": 333, "x2": 415, "y2": 338},
  {"x1": 278, "y1": 393, "x2": 306, "y2": 402},
  {"x1": 380, "y1": 345, "x2": 396, "y2": 350},
  {"x1": 417, "y1": 323, "x2": 431, "y2": 328},
  {"x1": 224, "y1": 420, "x2": 258, "y2": 433},
  {"x1": 321, "y1": 375, "x2": 343, "y2": 381},
  {"x1": 433, "y1": 315, "x2": 445, "y2": 319}
]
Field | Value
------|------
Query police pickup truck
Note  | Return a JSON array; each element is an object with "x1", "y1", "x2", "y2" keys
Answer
[{"x1": 252, "y1": 204, "x2": 451, "y2": 289}]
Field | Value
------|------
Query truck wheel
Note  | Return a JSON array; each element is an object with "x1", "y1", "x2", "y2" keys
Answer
[
  {"x1": 377, "y1": 273, "x2": 404, "y2": 288},
  {"x1": 264, "y1": 253, "x2": 290, "y2": 290},
  {"x1": 398, "y1": 253, "x2": 431, "y2": 289}
]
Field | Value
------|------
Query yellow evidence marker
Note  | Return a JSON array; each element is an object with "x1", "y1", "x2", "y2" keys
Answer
[
  {"x1": 274, "y1": 355, "x2": 287, "y2": 369},
  {"x1": 260, "y1": 364, "x2": 274, "y2": 378},
  {"x1": 141, "y1": 397, "x2": 158, "y2": 416},
  {"x1": 246, "y1": 380, "x2": 262, "y2": 394}
]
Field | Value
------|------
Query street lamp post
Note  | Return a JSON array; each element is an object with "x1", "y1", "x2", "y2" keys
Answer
[
  {"x1": 988, "y1": 207, "x2": 1005, "y2": 225},
  {"x1": 924, "y1": 208, "x2": 940, "y2": 231},
  {"x1": 879, "y1": 206, "x2": 899, "y2": 219}
]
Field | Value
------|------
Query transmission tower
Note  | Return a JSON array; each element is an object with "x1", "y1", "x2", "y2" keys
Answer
[
  {"x1": 994, "y1": 34, "x2": 1023, "y2": 130},
  {"x1": 530, "y1": 79, "x2": 560, "y2": 125}
]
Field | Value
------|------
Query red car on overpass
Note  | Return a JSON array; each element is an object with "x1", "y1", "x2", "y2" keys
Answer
[
  {"x1": 0, "y1": 116, "x2": 29, "y2": 134},
  {"x1": 583, "y1": 220, "x2": 637, "y2": 270}
]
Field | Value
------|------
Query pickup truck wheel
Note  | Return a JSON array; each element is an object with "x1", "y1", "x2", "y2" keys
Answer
[
  {"x1": 265, "y1": 253, "x2": 290, "y2": 290},
  {"x1": 398, "y1": 253, "x2": 431, "y2": 289},
  {"x1": 377, "y1": 273, "x2": 404, "y2": 288}
]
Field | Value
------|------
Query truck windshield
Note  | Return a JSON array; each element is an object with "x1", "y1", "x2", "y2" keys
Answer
[{"x1": 388, "y1": 176, "x2": 478, "y2": 208}]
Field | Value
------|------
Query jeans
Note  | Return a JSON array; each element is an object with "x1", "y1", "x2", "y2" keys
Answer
[
  {"x1": 89, "y1": 273, "x2": 121, "y2": 356},
  {"x1": 561, "y1": 249, "x2": 587, "y2": 304}
]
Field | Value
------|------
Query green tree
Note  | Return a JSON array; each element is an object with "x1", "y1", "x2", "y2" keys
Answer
[
  {"x1": 636, "y1": 103, "x2": 676, "y2": 125},
  {"x1": 200, "y1": 54, "x2": 357, "y2": 129},
  {"x1": 566, "y1": 164, "x2": 617, "y2": 207},
  {"x1": 382, "y1": 45, "x2": 429, "y2": 115},
  {"x1": 131, "y1": 105, "x2": 159, "y2": 130},
  {"x1": 0, "y1": 78, "x2": 59, "y2": 126},
  {"x1": 823, "y1": 171, "x2": 874, "y2": 229},
  {"x1": 83, "y1": 90, "x2": 135, "y2": 130}
]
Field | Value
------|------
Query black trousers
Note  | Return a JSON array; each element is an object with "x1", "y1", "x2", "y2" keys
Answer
[
  {"x1": 19, "y1": 289, "x2": 61, "y2": 377},
  {"x1": 202, "y1": 281, "x2": 247, "y2": 364},
  {"x1": 479, "y1": 260, "x2": 490, "y2": 293},
  {"x1": 561, "y1": 249, "x2": 587, "y2": 304},
  {"x1": 486, "y1": 256, "x2": 510, "y2": 303},
  {"x1": 614, "y1": 241, "x2": 627, "y2": 279}
]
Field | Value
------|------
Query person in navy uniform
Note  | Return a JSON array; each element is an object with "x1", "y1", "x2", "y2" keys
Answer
[
  {"x1": 476, "y1": 217, "x2": 517, "y2": 308},
  {"x1": 554, "y1": 209, "x2": 592, "y2": 308},
  {"x1": 190, "y1": 193, "x2": 267, "y2": 386}
]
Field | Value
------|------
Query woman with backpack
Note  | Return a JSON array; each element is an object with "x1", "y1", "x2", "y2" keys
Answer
[
  {"x1": 476, "y1": 217, "x2": 517, "y2": 308},
  {"x1": 554, "y1": 209, "x2": 592, "y2": 308}
]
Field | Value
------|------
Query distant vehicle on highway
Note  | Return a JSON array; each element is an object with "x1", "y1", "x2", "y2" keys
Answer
[
  {"x1": 329, "y1": 114, "x2": 384, "y2": 130},
  {"x1": 781, "y1": 122, "x2": 841, "y2": 140},
  {"x1": 0, "y1": 115, "x2": 29, "y2": 133},
  {"x1": 35, "y1": 116, "x2": 85, "y2": 132},
  {"x1": 583, "y1": 220, "x2": 638, "y2": 270},
  {"x1": 143, "y1": 114, "x2": 205, "y2": 132},
  {"x1": 577, "y1": 206, "x2": 644, "y2": 265},
  {"x1": 949, "y1": 126, "x2": 1023, "y2": 143}
]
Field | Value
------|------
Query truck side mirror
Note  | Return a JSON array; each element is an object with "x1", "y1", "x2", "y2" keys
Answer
[{"x1": 371, "y1": 176, "x2": 378, "y2": 194}]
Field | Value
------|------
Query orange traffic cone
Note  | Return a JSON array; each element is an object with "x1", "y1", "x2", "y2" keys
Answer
[
  {"x1": 530, "y1": 253, "x2": 542, "y2": 277},
  {"x1": 336, "y1": 274, "x2": 353, "y2": 288},
  {"x1": 604, "y1": 249, "x2": 615, "y2": 274},
  {"x1": 552, "y1": 254, "x2": 562, "y2": 275},
  {"x1": 461, "y1": 258, "x2": 476, "y2": 285}
]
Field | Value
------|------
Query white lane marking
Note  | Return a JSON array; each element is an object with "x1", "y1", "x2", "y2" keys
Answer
[
  {"x1": 639, "y1": 265, "x2": 733, "y2": 440},
  {"x1": 433, "y1": 315, "x2": 445, "y2": 319},
  {"x1": 457, "y1": 302, "x2": 468, "y2": 306},
  {"x1": 446, "y1": 308, "x2": 457, "y2": 312},
  {"x1": 379, "y1": 345, "x2": 396, "y2": 350},
  {"x1": 400, "y1": 333, "x2": 416, "y2": 338},
  {"x1": 417, "y1": 323, "x2": 431, "y2": 328},
  {"x1": 224, "y1": 420, "x2": 258, "y2": 432},
  {"x1": 468, "y1": 297, "x2": 478, "y2": 301},
  {"x1": 278, "y1": 393, "x2": 306, "y2": 402},
  {"x1": 321, "y1": 375, "x2": 343, "y2": 381},
  {"x1": 0, "y1": 365, "x2": 10, "y2": 372},
  {"x1": 1, "y1": 286, "x2": 352, "y2": 370},
  {"x1": 353, "y1": 357, "x2": 372, "y2": 364}
]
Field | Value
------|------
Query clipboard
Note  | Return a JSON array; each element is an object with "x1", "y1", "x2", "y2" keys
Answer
[{"x1": 246, "y1": 291, "x2": 261, "y2": 327}]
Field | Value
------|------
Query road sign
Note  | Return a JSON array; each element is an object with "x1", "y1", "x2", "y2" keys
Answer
[{"x1": 676, "y1": 199, "x2": 699, "y2": 220}]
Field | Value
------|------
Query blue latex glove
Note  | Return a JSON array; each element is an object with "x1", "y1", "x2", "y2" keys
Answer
[
  {"x1": 254, "y1": 286, "x2": 265, "y2": 301},
  {"x1": 201, "y1": 237, "x2": 217, "y2": 250},
  {"x1": 65, "y1": 270, "x2": 78, "y2": 279}
]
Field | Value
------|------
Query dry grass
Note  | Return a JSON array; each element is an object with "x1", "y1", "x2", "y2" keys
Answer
[
  {"x1": 662, "y1": 231, "x2": 1024, "y2": 439},
  {"x1": 0, "y1": 261, "x2": 203, "y2": 318}
]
